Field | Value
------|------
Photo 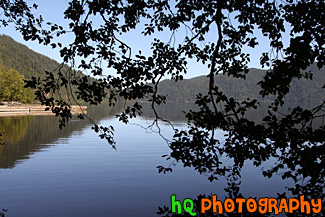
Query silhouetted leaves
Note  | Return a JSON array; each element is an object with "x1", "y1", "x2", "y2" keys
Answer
[
  {"x1": 1, "y1": 1, "x2": 324, "y2": 214},
  {"x1": 0, "y1": 209, "x2": 7, "y2": 217}
]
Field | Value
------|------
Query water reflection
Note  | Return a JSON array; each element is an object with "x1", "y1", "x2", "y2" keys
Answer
[
  {"x1": 0, "y1": 116, "x2": 294, "y2": 217},
  {"x1": 0, "y1": 101, "x2": 322, "y2": 169},
  {"x1": 140, "y1": 101, "x2": 323, "y2": 126},
  {"x1": 140, "y1": 101, "x2": 324, "y2": 217},
  {"x1": 0, "y1": 116, "x2": 31, "y2": 144},
  {"x1": 0, "y1": 102, "x2": 124, "y2": 169},
  {"x1": 0, "y1": 101, "x2": 323, "y2": 217}
]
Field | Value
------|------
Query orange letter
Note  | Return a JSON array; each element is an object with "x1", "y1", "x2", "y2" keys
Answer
[
  {"x1": 224, "y1": 199, "x2": 235, "y2": 213},
  {"x1": 236, "y1": 198, "x2": 245, "y2": 213},
  {"x1": 300, "y1": 196, "x2": 311, "y2": 214},
  {"x1": 212, "y1": 195, "x2": 223, "y2": 214},
  {"x1": 289, "y1": 198, "x2": 300, "y2": 213},
  {"x1": 278, "y1": 198, "x2": 289, "y2": 213},
  {"x1": 258, "y1": 198, "x2": 268, "y2": 214},
  {"x1": 201, "y1": 198, "x2": 211, "y2": 213},
  {"x1": 311, "y1": 199, "x2": 322, "y2": 213},
  {"x1": 268, "y1": 198, "x2": 279, "y2": 215},
  {"x1": 246, "y1": 198, "x2": 257, "y2": 213}
]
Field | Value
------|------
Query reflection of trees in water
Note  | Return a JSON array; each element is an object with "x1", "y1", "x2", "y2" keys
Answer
[
  {"x1": 0, "y1": 116, "x2": 31, "y2": 144},
  {"x1": 140, "y1": 101, "x2": 323, "y2": 126},
  {"x1": 0, "y1": 102, "x2": 323, "y2": 217},
  {"x1": 140, "y1": 102, "x2": 197, "y2": 122},
  {"x1": 0, "y1": 115, "x2": 88, "y2": 168},
  {"x1": 0, "y1": 144, "x2": 3, "y2": 157},
  {"x1": 0, "y1": 102, "x2": 124, "y2": 169},
  {"x1": 86, "y1": 101, "x2": 125, "y2": 120}
]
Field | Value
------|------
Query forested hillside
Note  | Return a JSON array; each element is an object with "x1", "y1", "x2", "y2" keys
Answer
[
  {"x1": 1, "y1": 34, "x2": 324, "y2": 104},
  {"x1": 0, "y1": 35, "x2": 62, "y2": 79},
  {"x1": 158, "y1": 65, "x2": 325, "y2": 104},
  {"x1": 0, "y1": 35, "x2": 83, "y2": 103}
]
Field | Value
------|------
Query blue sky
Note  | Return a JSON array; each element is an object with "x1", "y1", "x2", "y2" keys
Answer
[{"x1": 0, "y1": 0, "x2": 291, "y2": 78}]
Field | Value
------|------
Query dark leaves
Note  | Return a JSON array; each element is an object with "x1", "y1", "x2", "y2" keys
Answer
[{"x1": 2, "y1": 0, "x2": 324, "y2": 209}]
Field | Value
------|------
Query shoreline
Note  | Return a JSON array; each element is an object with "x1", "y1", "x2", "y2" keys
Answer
[{"x1": 0, "y1": 104, "x2": 87, "y2": 117}]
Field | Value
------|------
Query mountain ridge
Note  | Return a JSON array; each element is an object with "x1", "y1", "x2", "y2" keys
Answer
[
  {"x1": 1, "y1": 34, "x2": 324, "y2": 104},
  {"x1": 158, "y1": 65, "x2": 324, "y2": 104},
  {"x1": 0, "y1": 34, "x2": 63, "y2": 79}
]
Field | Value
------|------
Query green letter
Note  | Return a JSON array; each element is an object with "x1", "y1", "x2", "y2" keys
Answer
[
  {"x1": 184, "y1": 198, "x2": 196, "y2": 216},
  {"x1": 171, "y1": 195, "x2": 182, "y2": 214}
]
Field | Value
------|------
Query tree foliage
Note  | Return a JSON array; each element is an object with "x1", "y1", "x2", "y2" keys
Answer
[
  {"x1": 0, "y1": 63, "x2": 34, "y2": 103},
  {"x1": 0, "y1": 35, "x2": 90, "y2": 106},
  {"x1": 1, "y1": 0, "x2": 324, "y2": 212}
]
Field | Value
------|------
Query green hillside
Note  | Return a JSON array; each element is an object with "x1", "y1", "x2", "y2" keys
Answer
[
  {"x1": 158, "y1": 65, "x2": 325, "y2": 104},
  {"x1": 1, "y1": 34, "x2": 324, "y2": 105},
  {"x1": 0, "y1": 35, "x2": 62, "y2": 79},
  {"x1": 0, "y1": 35, "x2": 88, "y2": 104}
]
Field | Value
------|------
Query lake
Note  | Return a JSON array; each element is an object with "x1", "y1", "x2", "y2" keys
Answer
[{"x1": 0, "y1": 103, "x2": 300, "y2": 216}]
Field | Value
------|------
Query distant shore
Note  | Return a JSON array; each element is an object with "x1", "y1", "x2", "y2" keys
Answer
[{"x1": 0, "y1": 103, "x2": 87, "y2": 117}]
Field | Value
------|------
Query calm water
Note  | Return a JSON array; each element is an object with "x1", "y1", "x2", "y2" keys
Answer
[{"x1": 0, "y1": 103, "x2": 293, "y2": 217}]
